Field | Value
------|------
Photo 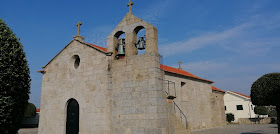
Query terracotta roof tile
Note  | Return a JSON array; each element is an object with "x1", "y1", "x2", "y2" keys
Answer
[
  {"x1": 230, "y1": 91, "x2": 251, "y2": 98},
  {"x1": 211, "y1": 86, "x2": 225, "y2": 93},
  {"x1": 80, "y1": 44, "x2": 213, "y2": 83},
  {"x1": 86, "y1": 43, "x2": 107, "y2": 52},
  {"x1": 160, "y1": 64, "x2": 213, "y2": 83}
]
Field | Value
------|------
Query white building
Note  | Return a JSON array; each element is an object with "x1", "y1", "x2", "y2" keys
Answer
[{"x1": 224, "y1": 91, "x2": 257, "y2": 122}]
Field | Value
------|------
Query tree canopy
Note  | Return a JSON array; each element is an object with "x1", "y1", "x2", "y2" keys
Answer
[
  {"x1": 0, "y1": 18, "x2": 31, "y2": 133},
  {"x1": 251, "y1": 73, "x2": 280, "y2": 133},
  {"x1": 251, "y1": 73, "x2": 280, "y2": 106}
]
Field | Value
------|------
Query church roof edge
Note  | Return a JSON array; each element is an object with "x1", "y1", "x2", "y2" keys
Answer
[
  {"x1": 41, "y1": 42, "x2": 214, "y2": 85},
  {"x1": 42, "y1": 40, "x2": 108, "y2": 69},
  {"x1": 160, "y1": 64, "x2": 214, "y2": 83},
  {"x1": 226, "y1": 91, "x2": 251, "y2": 99},
  {"x1": 211, "y1": 86, "x2": 225, "y2": 93}
]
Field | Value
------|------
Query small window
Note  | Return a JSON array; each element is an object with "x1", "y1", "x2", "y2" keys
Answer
[
  {"x1": 72, "y1": 55, "x2": 80, "y2": 69},
  {"x1": 225, "y1": 106, "x2": 227, "y2": 111},
  {"x1": 236, "y1": 105, "x2": 243, "y2": 110},
  {"x1": 181, "y1": 82, "x2": 186, "y2": 87},
  {"x1": 251, "y1": 105, "x2": 253, "y2": 110}
]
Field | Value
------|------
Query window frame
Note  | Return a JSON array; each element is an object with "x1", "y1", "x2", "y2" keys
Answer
[{"x1": 236, "y1": 105, "x2": 243, "y2": 110}]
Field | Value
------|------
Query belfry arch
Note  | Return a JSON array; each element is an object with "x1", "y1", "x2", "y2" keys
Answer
[
  {"x1": 113, "y1": 31, "x2": 126, "y2": 59},
  {"x1": 107, "y1": 12, "x2": 158, "y2": 58},
  {"x1": 133, "y1": 26, "x2": 146, "y2": 54}
]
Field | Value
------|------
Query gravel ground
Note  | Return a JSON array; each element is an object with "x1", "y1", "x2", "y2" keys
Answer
[
  {"x1": 191, "y1": 124, "x2": 278, "y2": 134},
  {"x1": 18, "y1": 124, "x2": 277, "y2": 134}
]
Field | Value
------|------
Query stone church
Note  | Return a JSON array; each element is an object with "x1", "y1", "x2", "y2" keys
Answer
[{"x1": 38, "y1": 1, "x2": 226, "y2": 134}]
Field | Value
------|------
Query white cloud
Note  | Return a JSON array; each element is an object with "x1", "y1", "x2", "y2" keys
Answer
[
  {"x1": 159, "y1": 12, "x2": 280, "y2": 57},
  {"x1": 160, "y1": 22, "x2": 253, "y2": 56}
]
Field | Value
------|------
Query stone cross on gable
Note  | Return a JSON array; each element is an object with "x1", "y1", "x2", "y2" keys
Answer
[
  {"x1": 127, "y1": 0, "x2": 134, "y2": 13},
  {"x1": 178, "y1": 61, "x2": 182, "y2": 70},
  {"x1": 76, "y1": 21, "x2": 82, "y2": 36}
]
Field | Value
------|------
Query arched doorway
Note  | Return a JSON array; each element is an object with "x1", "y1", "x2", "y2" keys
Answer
[{"x1": 66, "y1": 99, "x2": 79, "y2": 134}]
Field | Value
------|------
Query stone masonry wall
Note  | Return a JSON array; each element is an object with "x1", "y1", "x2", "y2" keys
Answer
[
  {"x1": 109, "y1": 52, "x2": 170, "y2": 134},
  {"x1": 39, "y1": 40, "x2": 111, "y2": 134},
  {"x1": 164, "y1": 73, "x2": 219, "y2": 130},
  {"x1": 211, "y1": 91, "x2": 226, "y2": 127}
]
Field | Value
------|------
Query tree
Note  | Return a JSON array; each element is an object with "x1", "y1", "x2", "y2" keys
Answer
[
  {"x1": 0, "y1": 18, "x2": 31, "y2": 133},
  {"x1": 251, "y1": 73, "x2": 280, "y2": 133},
  {"x1": 24, "y1": 103, "x2": 36, "y2": 118},
  {"x1": 254, "y1": 106, "x2": 268, "y2": 115},
  {"x1": 226, "y1": 113, "x2": 235, "y2": 123}
]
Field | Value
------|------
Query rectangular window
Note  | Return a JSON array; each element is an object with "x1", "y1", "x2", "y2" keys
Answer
[
  {"x1": 251, "y1": 105, "x2": 254, "y2": 110},
  {"x1": 225, "y1": 106, "x2": 227, "y2": 111},
  {"x1": 236, "y1": 105, "x2": 243, "y2": 110}
]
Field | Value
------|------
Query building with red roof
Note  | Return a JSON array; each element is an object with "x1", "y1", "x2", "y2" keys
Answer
[
  {"x1": 38, "y1": 4, "x2": 227, "y2": 134},
  {"x1": 224, "y1": 91, "x2": 257, "y2": 123}
]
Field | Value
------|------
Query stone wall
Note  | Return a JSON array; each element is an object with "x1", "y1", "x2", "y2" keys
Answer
[
  {"x1": 211, "y1": 91, "x2": 226, "y2": 127},
  {"x1": 109, "y1": 52, "x2": 170, "y2": 134},
  {"x1": 239, "y1": 118, "x2": 273, "y2": 124},
  {"x1": 39, "y1": 40, "x2": 111, "y2": 134},
  {"x1": 164, "y1": 73, "x2": 216, "y2": 130}
]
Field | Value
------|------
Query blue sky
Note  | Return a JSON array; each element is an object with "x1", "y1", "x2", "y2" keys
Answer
[{"x1": 1, "y1": 0, "x2": 280, "y2": 108}]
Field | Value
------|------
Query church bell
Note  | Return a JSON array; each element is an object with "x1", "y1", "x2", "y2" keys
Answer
[
  {"x1": 116, "y1": 38, "x2": 125, "y2": 56},
  {"x1": 136, "y1": 36, "x2": 146, "y2": 50}
]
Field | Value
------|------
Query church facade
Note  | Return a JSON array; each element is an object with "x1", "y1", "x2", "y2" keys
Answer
[{"x1": 38, "y1": 2, "x2": 225, "y2": 134}]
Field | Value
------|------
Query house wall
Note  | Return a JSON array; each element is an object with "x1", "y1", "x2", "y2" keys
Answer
[
  {"x1": 224, "y1": 93, "x2": 257, "y2": 123},
  {"x1": 164, "y1": 73, "x2": 225, "y2": 130},
  {"x1": 38, "y1": 40, "x2": 111, "y2": 134}
]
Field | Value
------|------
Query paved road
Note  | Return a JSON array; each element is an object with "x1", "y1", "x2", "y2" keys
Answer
[
  {"x1": 18, "y1": 128, "x2": 38, "y2": 134},
  {"x1": 18, "y1": 124, "x2": 277, "y2": 134},
  {"x1": 191, "y1": 124, "x2": 277, "y2": 134}
]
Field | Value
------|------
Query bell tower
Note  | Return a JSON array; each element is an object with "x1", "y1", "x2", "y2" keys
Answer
[
  {"x1": 107, "y1": 1, "x2": 170, "y2": 134},
  {"x1": 106, "y1": 2, "x2": 158, "y2": 58}
]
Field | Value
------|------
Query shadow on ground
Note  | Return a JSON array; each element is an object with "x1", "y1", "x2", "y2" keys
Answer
[{"x1": 241, "y1": 133, "x2": 264, "y2": 134}]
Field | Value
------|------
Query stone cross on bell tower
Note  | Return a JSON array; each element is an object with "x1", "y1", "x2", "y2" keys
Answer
[
  {"x1": 73, "y1": 21, "x2": 84, "y2": 41},
  {"x1": 76, "y1": 21, "x2": 82, "y2": 36},
  {"x1": 127, "y1": 0, "x2": 134, "y2": 13}
]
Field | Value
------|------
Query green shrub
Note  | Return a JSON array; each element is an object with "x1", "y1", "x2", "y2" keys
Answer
[
  {"x1": 226, "y1": 113, "x2": 235, "y2": 123},
  {"x1": 24, "y1": 103, "x2": 36, "y2": 118},
  {"x1": 254, "y1": 106, "x2": 268, "y2": 115}
]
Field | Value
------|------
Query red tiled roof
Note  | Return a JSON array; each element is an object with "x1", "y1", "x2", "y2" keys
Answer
[
  {"x1": 160, "y1": 64, "x2": 213, "y2": 83},
  {"x1": 230, "y1": 91, "x2": 251, "y2": 98},
  {"x1": 42, "y1": 42, "x2": 214, "y2": 83},
  {"x1": 36, "y1": 109, "x2": 40, "y2": 112},
  {"x1": 88, "y1": 44, "x2": 213, "y2": 83},
  {"x1": 86, "y1": 43, "x2": 107, "y2": 52},
  {"x1": 211, "y1": 86, "x2": 225, "y2": 93}
]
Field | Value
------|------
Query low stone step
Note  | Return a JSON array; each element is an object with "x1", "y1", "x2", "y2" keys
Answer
[{"x1": 175, "y1": 129, "x2": 190, "y2": 134}]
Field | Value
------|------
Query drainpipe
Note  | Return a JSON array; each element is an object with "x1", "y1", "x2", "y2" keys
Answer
[{"x1": 248, "y1": 101, "x2": 252, "y2": 118}]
